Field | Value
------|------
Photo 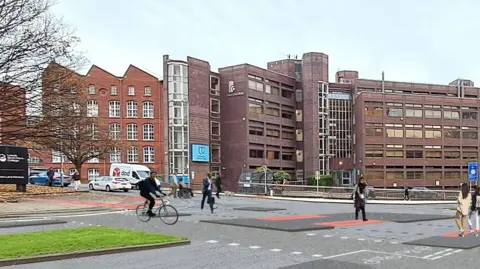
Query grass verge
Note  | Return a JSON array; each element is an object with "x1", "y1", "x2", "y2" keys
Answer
[{"x1": 0, "y1": 226, "x2": 187, "y2": 259}]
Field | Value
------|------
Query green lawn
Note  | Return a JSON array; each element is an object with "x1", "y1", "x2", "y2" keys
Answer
[{"x1": 0, "y1": 226, "x2": 187, "y2": 259}]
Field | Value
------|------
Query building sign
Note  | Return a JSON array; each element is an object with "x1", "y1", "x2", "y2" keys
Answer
[
  {"x1": 227, "y1": 81, "x2": 244, "y2": 97},
  {"x1": 191, "y1": 144, "x2": 210, "y2": 162},
  {"x1": 468, "y1": 162, "x2": 478, "y2": 182},
  {"x1": 0, "y1": 145, "x2": 28, "y2": 185},
  {"x1": 329, "y1": 92, "x2": 352, "y2": 100}
]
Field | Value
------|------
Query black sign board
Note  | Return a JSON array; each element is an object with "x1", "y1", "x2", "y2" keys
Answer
[{"x1": 0, "y1": 144, "x2": 28, "y2": 185}]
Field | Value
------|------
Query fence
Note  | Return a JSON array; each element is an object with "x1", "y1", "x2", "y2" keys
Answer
[{"x1": 237, "y1": 182, "x2": 460, "y2": 201}]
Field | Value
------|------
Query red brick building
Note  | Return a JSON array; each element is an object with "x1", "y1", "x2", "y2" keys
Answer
[
  {"x1": 0, "y1": 83, "x2": 26, "y2": 145},
  {"x1": 30, "y1": 64, "x2": 164, "y2": 180}
]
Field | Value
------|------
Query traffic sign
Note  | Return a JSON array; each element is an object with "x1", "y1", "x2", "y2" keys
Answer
[
  {"x1": 468, "y1": 162, "x2": 478, "y2": 182},
  {"x1": 315, "y1": 171, "x2": 320, "y2": 180}
]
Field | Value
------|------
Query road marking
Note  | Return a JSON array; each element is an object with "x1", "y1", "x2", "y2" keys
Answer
[
  {"x1": 324, "y1": 234, "x2": 333, "y2": 237},
  {"x1": 312, "y1": 254, "x2": 323, "y2": 258},
  {"x1": 206, "y1": 240, "x2": 218, "y2": 244},
  {"x1": 390, "y1": 241, "x2": 399, "y2": 244},
  {"x1": 358, "y1": 238, "x2": 366, "y2": 241},
  {"x1": 52, "y1": 210, "x2": 128, "y2": 219},
  {"x1": 341, "y1": 237, "x2": 349, "y2": 240},
  {"x1": 453, "y1": 250, "x2": 463, "y2": 253},
  {"x1": 423, "y1": 249, "x2": 452, "y2": 258},
  {"x1": 270, "y1": 249, "x2": 282, "y2": 252},
  {"x1": 368, "y1": 250, "x2": 427, "y2": 259},
  {"x1": 306, "y1": 233, "x2": 316, "y2": 236},
  {"x1": 323, "y1": 250, "x2": 367, "y2": 259},
  {"x1": 249, "y1": 246, "x2": 261, "y2": 249},
  {"x1": 290, "y1": 252, "x2": 302, "y2": 255},
  {"x1": 429, "y1": 249, "x2": 462, "y2": 260},
  {"x1": 228, "y1": 243, "x2": 239, "y2": 246},
  {"x1": 373, "y1": 239, "x2": 382, "y2": 243}
]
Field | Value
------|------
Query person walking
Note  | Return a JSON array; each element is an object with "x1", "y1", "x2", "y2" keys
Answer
[
  {"x1": 215, "y1": 174, "x2": 222, "y2": 199},
  {"x1": 46, "y1": 168, "x2": 54, "y2": 187},
  {"x1": 455, "y1": 183, "x2": 472, "y2": 237},
  {"x1": 72, "y1": 171, "x2": 81, "y2": 191},
  {"x1": 404, "y1": 187, "x2": 410, "y2": 201},
  {"x1": 351, "y1": 176, "x2": 368, "y2": 222},
  {"x1": 468, "y1": 185, "x2": 480, "y2": 236},
  {"x1": 201, "y1": 173, "x2": 214, "y2": 214}
]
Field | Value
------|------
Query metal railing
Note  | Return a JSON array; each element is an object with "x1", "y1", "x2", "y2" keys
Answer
[{"x1": 237, "y1": 182, "x2": 460, "y2": 201}]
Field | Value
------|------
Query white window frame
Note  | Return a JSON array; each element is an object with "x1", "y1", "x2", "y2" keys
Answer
[
  {"x1": 88, "y1": 123, "x2": 99, "y2": 140},
  {"x1": 87, "y1": 168, "x2": 100, "y2": 180},
  {"x1": 109, "y1": 123, "x2": 121, "y2": 140},
  {"x1": 110, "y1": 147, "x2": 122, "y2": 163},
  {"x1": 127, "y1": 123, "x2": 138, "y2": 140},
  {"x1": 109, "y1": 101, "x2": 120, "y2": 117},
  {"x1": 51, "y1": 150, "x2": 65, "y2": 163},
  {"x1": 143, "y1": 101, "x2": 154, "y2": 118},
  {"x1": 143, "y1": 124, "x2": 154, "y2": 141},
  {"x1": 126, "y1": 101, "x2": 138, "y2": 118},
  {"x1": 69, "y1": 168, "x2": 76, "y2": 175},
  {"x1": 86, "y1": 100, "x2": 99, "y2": 117},
  {"x1": 88, "y1": 85, "x2": 96, "y2": 95},
  {"x1": 111, "y1": 85, "x2": 118, "y2": 95},
  {"x1": 128, "y1": 86, "x2": 135, "y2": 96},
  {"x1": 143, "y1": 146, "x2": 155, "y2": 163},
  {"x1": 144, "y1": 86, "x2": 152, "y2": 96},
  {"x1": 127, "y1": 146, "x2": 139, "y2": 163}
]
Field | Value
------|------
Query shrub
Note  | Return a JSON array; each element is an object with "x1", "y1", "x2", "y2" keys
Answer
[{"x1": 307, "y1": 174, "x2": 333, "y2": 186}]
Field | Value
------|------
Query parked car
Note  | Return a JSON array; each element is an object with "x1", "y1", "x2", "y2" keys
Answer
[
  {"x1": 410, "y1": 187, "x2": 438, "y2": 199},
  {"x1": 29, "y1": 172, "x2": 71, "y2": 187},
  {"x1": 88, "y1": 176, "x2": 131, "y2": 192}
]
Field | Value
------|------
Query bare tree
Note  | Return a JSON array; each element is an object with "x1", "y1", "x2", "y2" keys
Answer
[{"x1": 0, "y1": 0, "x2": 85, "y2": 144}]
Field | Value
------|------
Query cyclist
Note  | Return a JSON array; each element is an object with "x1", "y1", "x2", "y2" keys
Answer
[{"x1": 138, "y1": 171, "x2": 165, "y2": 217}]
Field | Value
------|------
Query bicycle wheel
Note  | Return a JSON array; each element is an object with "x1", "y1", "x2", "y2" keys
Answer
[
  {"x1": 158, "y1": 205, "x2": 179, "y2": 225},
  {"x1": 136, "y1": 204, "x2": 151, "y2": 222}
]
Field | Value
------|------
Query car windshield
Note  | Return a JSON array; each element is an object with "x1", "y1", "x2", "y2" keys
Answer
[{"x1": 137, "y1": 171, "x2": 150, "y2": 178}]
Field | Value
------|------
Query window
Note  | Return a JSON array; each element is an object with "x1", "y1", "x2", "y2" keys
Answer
[
  {"x1": 444, "y1": 111, "x2": 459, "y2": 119},
  {"x1": 210, "y1": 98, "x2": 220, "y2": 116},
  {"x1": 406, "y1": 171, "x2": 423, "y2": 180},
  {"x1": 144, "y1": 86, "x2": 151, "y2": 96},
  {"x1": 364, "y1": 107, "x2": 383, "y2": 116},
  {"x1": 127, "y1": 123, "x2": 138, "y2": 140},
  {"x1": 462, "y1": 127, "x2": 478, "y2": 139},
  {"x1": 265, "y1": 107, "x2": 280, "y2": 117},
  {"x1": 143, "y1": 146, "x2": 155, "y2": 163},
  {"x1": 127, "y1": 146, "x2": 139, "y2": 163},
  {"x1": 444, "y1": 151, "x2": 460, "y2": 159},
  {"x1": 444, "y1": 171, "x2": 461, "y2": 180},
  {"x1": 249, "y1": 149, "x2": 264, "y2": 158},
  {"x1": 444, "y1": 128, "x2": 461, "y2": 139},
  {"x1": 295, "y1": 129, "x2": 303, "y2": 141},
  {"x1": 110, "y1": 148, "x2": 121, "y2": 163},
  {"x1": 51, "y1": 150, "x2": 65, "y2": 163},
  {"x1": 210, "y1": 76, "x2": 220, "y2": 95},
  {"x1": 406, "y1": 150, "x2": 422, "y2": 158},
  {"x1": 109, "y1": 123, "x2": 121, "y2": 140},
  {"x1": 386, "y1": 150, "x2": 404, "y2": 158},
  {"x1": 248, "y1": 98, "x2": 263, "y2": 114},
  {"x1": 426, "y1": 171, "x2": 442, "y2": 180},
  {"x1": 365, "y1": 150, "x2": 383, "y2": 158},
  {"x1": 386, "y1": 172, "x2": 404, "y2": 180},
  {"x1": 386, "y1": 129, "x2": 404, "y2": 138},
  {"x1": 405, "y1": 109, "x2": 422, "y2": 117},
  {"x1": 88, "y1": 123, "x2": 98, "y2": 139},
  {"x1": 425, "y1": 130, "x2": 442, "y2": 139},
  {"x1": 405, "y1": 130, "x2": 423, "y2": 138},
  {"x1": 111, "y1": 86, "x2": 118, "y2": 95},
  {"x1": 386, "y1": 108, "x2": 403, "y2": 117},
  {"x1": 462, "y1": 111, "x2": 477, "y2": 120},
  {"x1": 211, "y1": 121, "x2": 220, "y2": 140},
  {"x1": 211, "y1": 144, "x2": 220, "y2": 163},
  {"x1": 425, "y1": 110, "x2": 441, "y2": 118},
  {"x1": 88, "y1": 85, "x2": 95, "y2": 95},
  {"x1": 425, "y1": 151, "x2": 441, "y2": 159},
  {"x1": 87, "y1": 169, "x2": 99, "y2": 180},
  {"x1": 366, "y1": 128, "x2": 383, "y2": 136},
  {"x1": 282, "y1": 152, "x2": 293, "y2": 161},
  {"x1": 364, "y1": 171, "x2": 383, "y2": 181},
  {"x1": 143, "y1": 101, "x2": 154, "y2": 118},
  {"x1": 143, "y1": 124, "x2": 154, "y2": 140},
  {"x1": 267, "y1": 150, "x2": 280, "y2": 160},
  {"x1": 463, "y1": 152, "x2": 478, "y2": 160},
  {"x1": 266, "y1": 129, "x2": 280, "y2": 138},
  {"x1": 249, "y1": 126, "x2": 263, "y2": 136},
  {"x1": 248, "y1": 80, "x2": 264, "y2": 92},
  {"x1": 295, "y1": 110, "x2": 303, "y2": 122},
  {"x1": 71, "y1": 101, "x2": 80, "y2": 115},
  {"x1": 87, "y1": 147, "x2": 99, "y2": 163},
  {"x1": 126, "y1": 101, "x2": 138, "y2": 118},
  {"x1": 86, "y1": 100, "x2": 98, "y2": 117},
  {"x1": 128, "y1": 86, "x2": 135, "y2": 95},
  {"x1": 109, "y1": 101, "x2": 120, "y2": 117}
]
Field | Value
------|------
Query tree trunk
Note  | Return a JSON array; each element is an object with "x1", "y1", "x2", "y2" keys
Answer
[{"x1": 74, "y1": 163, "x2": 83, "y2": 183}]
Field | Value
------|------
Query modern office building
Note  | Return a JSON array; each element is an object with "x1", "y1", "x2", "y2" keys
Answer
[
  {"x1": 30, "y1": 63, "x2": 164, "y2": 180},
  {"x1": 165, "y1": 52, "x2": 480, "y2": 190}
]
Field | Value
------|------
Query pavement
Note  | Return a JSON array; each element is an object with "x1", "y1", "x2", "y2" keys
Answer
[{"x1": 0, "y1": 186, "x2": 476, "y2": 269}]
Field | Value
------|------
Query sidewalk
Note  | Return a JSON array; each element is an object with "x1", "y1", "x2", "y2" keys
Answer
[{"x1": 196, "y1": 191, "x2": 457, "y2": 205}]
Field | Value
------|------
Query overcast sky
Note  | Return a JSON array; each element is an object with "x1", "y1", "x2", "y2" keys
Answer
[{"x1": 52, "y1": 0, "x2": 479, "y2": 85}]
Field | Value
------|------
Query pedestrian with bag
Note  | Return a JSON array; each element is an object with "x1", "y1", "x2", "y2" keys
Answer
[
  {"x1": 215, "y1": 174, "x2": 222, "y2": 199},
  {"x1": 351, "y1": 176, "x2": 368, "y2": 222},
  {"x1": 455, "y1": 183, "x2": 472, "y2": 237},
  {"x1": 201, "y1": 173, "x2": 214, "y2": 214},
  {"x1": 468, "y1": 185, "x2": 479, "y2": 236},
  {"x1": 72, "y1": 170, "x2": 81, "y2": 191}
]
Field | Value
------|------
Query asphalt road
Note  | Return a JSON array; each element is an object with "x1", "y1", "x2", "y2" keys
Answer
[{"x1": 1, "y1": 191, "x2": 477, "y2": 269}]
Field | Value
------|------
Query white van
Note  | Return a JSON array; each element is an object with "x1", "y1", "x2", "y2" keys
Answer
[{"x1": 109, "y1": 163, "x2": 152, "y2": 189}]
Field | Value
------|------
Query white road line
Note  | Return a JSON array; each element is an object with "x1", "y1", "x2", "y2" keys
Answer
[
  {"x1": 306, "y1": 233, "x2": 316, "y2": 236},
  {"x1": 430, "y1": 249, "x2": 462, "y2": 260},
  {"x1": 358, "y1": 238, "x2": 366, "y2": 241},
  {"x1": 367, "y1": 250, "x2": 427, "y2": 259},
  {"x1": 373, "y1": 239, "x2": 382, "y2": 243},
  {"x1": 341, "y1": 237, "x2": 349, "y2": 240},
  {"x1": 312, "y1": 254, "x2": 323, "y2": 258},
  {"x1": 53, "y1": 210, "x2": 128, "y2": 219},
  {"x1": 453, "y1": 250, "x2": 463, "y2": 253},
  {"x1": 324, "y1": 235, "x2": 333, "y2": 238},
  {"x1": 270, "y1": 249, "x2": 282, "y2": 252},
  {"x1": 206, "y1": 240, "x2": 218, "y2": 244},
  {"x1": 390, "y1": 241, "x2": 399, "y2": 244},
  {"x1": 323, "y1": 250, "x2": 367, "y2": 259},
  {"x1": 290, "y1": 252, "x2": 302, "y2": 255},
  {"x1": 228, "y1": 243, "x2": 239, "y2": 246},
  {"x1": 249, "y1": 246, "x2": 261, "y2": 249},
  {"x1": 424, "y1": 249, "x2": 453, "y2": 258}
]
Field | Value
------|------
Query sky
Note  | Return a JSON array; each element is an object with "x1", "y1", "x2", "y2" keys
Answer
[{"x1": 52, "y1": 0, "x2": 480, "y2": 85}]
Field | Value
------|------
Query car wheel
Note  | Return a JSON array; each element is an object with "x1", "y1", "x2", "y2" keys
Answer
[
  {"x1": 106, "y1": 185, "x2": 111, "y2": 192},
  {"x1": 123, "y1": 189, "x2": 129, "y2": 192},
  {"x1": 89, "y1": 184, "x2": 94, "y2": 190}
]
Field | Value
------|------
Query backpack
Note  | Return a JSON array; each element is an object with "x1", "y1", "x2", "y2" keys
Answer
[{"x1": 137, "y1": 179, "x2": 146, "y2": 192}]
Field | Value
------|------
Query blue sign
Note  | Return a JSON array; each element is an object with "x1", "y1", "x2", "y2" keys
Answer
[
  {"x1": 169, "y1": 175, "x2": 189, "y2": 184},
  {"x1": 468, "y1": 162, "x2": 478, "y2": 182},
  {"x1": 191, "y1": 144, "x2": 210, "y2": 162}
]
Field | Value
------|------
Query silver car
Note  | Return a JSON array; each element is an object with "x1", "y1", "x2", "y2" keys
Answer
[{"x1": 88, "y1": 176, "x2": 132, "y2": 192}]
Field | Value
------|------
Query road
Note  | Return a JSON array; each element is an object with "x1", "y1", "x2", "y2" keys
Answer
[{"x1": 1, "y1": 189, "x2": 477, "y2": 269}]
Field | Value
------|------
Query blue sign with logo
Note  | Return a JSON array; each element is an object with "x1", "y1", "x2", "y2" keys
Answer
[
  {"x1": 191, "y1": 144, "x2": 210, "y2": 162},
  {"x1": 468, "y1": 162, "x2": 478, "y2": 182}
]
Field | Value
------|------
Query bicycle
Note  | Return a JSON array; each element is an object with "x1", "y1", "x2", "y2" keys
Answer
[{"x1": 136, "y1": 196, "x2": 179, "y2": 225}]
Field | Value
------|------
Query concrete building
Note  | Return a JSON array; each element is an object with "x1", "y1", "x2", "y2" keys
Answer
[{"x1": 30, "y1": 63, "x2": 164, "y2": 180}]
